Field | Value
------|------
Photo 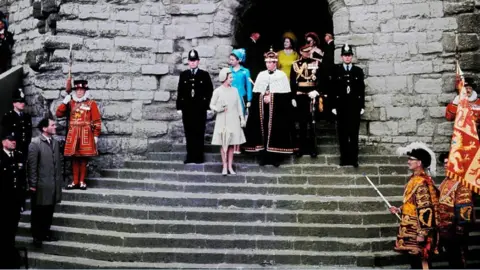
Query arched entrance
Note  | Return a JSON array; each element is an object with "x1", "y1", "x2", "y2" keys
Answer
[{"x1": 233, "y1": 0, "x2": 334, "y2": 51}]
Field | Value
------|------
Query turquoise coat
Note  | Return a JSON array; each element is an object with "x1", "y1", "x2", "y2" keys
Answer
[{"x1": 230, "y1": 66, "x2": 253, "y2": 115}]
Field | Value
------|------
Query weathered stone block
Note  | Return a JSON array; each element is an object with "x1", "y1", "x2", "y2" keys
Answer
[
  {"x1": 128, "y1": 24, "x2": 151, "y2": 37},
  {"x1": 351, "y1": 20, "x2": 380, "y2": 33},
  {"x1": 111, "y1": 9, "x2": 140, "y2": 22},
  {"x1": 132, "y1": 76, "x2": 158, "y2": 90},
  {"x1": 336, "y1": 34, "x2": 374, "y2": 46},
  {"x1": 398, "y1": 19, "x2": 428, "y2": 32},
  {"x1": 417, "y1": 122, "x2": 435, "y2": 136},
  {"x1": 386, "y1": 107, "x2": 410, "y2": 119},
  {"x1": 398, "y1": 119, "x2": 417, "y2": 134},
  {"x1": 165, "y1": 25, "x2": 185, "y2": 39},
  {"x1": 79, "y1": 4, "x2": 110, "y2": 20},
  {"x1": 386, "y1": 76, "x2": 409, "y2": 92},
  {"x1": 140, "y1": 2, "x2": 166, "y2": 16},
  {"x1": 346, "y1": 0, "x2": 364, "y2": 5},
  {"x1": 151, "y1": 24, "x2": 165, "y2": 39},
  {"x1": 98, "y1": 137, "x2": 148, "y2": 154},
  {"x1": 443, "y1": 33, "x2": 479, "y2": 52},
  {"x1": 42, "y1": 90, "x2": 59, "y2": 100},
  {"x1": 380, "y1": 19, "x2": 399, "y2": 32},
  {"x1": 169, "y1": 4, "x2": 216, "y2": 15},
  {"x1": 418, "y1": 42, "x2": 443, "y2": 54},
  {"x1": 392, "y1": 32, "x2": 426, "y2": 43},
  {"x1": 459, "y1": 52, "x2": 480, "y2": 72},
  {"x1": 133, "y1": 121, "x2": 168, "y2": 137},
  {"x1": 427, "y1": 18, "x2": 457, "y2": 31},
  {"x1": 365, "y1": 77, "x2": 386, "y2": 94},
  {"x1": 395, "y1": 61, "x2": 432, "y2": 75},
  {"x1": 393, "y1": 3, "x2": 430, "y2": 18},
  {"x1": 142, "y1": 64, "x2": 169, "y2": 75},
  {"x1": 102, "y1": 103, "x2": 131, "y2": 120},
  {"x1": 414, "y1": 78, "x2": 442, "y2": 93},
  {"x1": 409, "y1": 107, "x2": 425, "y2": 120},
  {"x1": 369, "y1": 121, "x2": 399, "y2": 135},
  {"x1": 371, "y1": 94, "x2": 393, "y2": 107},
  {"x1": 333, "y1": 8, "x2": 350, "y2": 35},
  {"x1": 160, "y1": 75, "x2": 179, "y2": 91},
  {"x1": 85, "y1": 38, "x2": 114, "y2": 50},
  {"x1": 153, "y1": 91, "x2": 171, "y2": 102},
  {"x1": 143, "y1": 105, "x2": 181, "y2": 121},
  {"x1": 115, "y1": 37, "x2": 156, "y2": 52},
  {"x1": 428, "y1": 107, "x2": 445, "y2": 118},
  {"x1": 437, "y1": 122, "x2": 454, "y2": 135},
  {"x1": 444, "y1": 1, "x2": 474, "y2": 15},
  {"x1": 184, "y1": 23, "x2": 211, "y2": 39},
  {"x1": 368, "y1": 61, "x2": 394, "y2": 76},
  {"x1": 105, "y1": 121, "x2": 133, "y2": 135}
]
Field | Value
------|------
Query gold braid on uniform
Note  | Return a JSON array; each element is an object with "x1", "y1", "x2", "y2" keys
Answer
[{"x1": 292, "y1": 61, "x2": 314, "y2": 81}]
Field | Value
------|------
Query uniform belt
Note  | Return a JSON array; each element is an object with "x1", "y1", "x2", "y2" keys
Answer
[
  {"x1": 70, "y1": 121, "x2": 90, "y2": 126},
  {"x1": 298, "y1": 82, "x2": 316, "y2": 87},
  {"x1": 296, "y1": 92, "x2": 308, "y2": 95}
]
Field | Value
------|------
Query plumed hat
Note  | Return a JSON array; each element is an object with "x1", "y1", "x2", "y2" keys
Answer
[
  {"x1": 305, "y1": 32, "x2": 320, "y2": 46},
  {"x1": 218, "y1": 67, "x2": 231, "y2": 83},
  {"x1": 74, "y1": 80, "x2": 89, "y2": 90},
  {"x1": 12, "y1": 88, "x2": 26, "y2": 103},
  {"x1": 341, "y1": 43, "x2": 354, "y2": 56},
  {"x1": 264, "y1": 47, "x2": 278, "y2": 62},
  {"x1": 282, "y1": 31, "x2": 297, "y2": 43},
  {"x1": 188, "y1": 49, "x2": 200, "y2": 61},
  {"x1": 396, "y1": 142, "x2": 436, "y2": 176},
  {"x1": 231, "y1": 48, "x2": 246, "y2": 63}
]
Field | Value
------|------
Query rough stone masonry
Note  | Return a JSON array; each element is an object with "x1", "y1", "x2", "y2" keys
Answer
[{"x1": 1, "y1": 0, "x2": 479, "y2": 170}]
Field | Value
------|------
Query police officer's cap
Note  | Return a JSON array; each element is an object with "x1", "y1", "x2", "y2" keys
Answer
[
  {"x1": 188, "y1": 49, "x2": 200, "y2": 61},
  {"x1": 12, "y1": 88, "x2": 26, "y2": 103},
  {"x1": 341, "y1": 43, "x2": 354, "y2": 56},
  {"x1": 1, "y1": 131, "x2": 16, "y2": 141}
]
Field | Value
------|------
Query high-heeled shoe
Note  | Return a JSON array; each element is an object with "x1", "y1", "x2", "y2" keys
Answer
[
  {"x1": 228, "y1": 168, "x2": 236, "y2": 175},
  {"x1": 222, "y1": 168, "x2": 228, "y2": 176}
]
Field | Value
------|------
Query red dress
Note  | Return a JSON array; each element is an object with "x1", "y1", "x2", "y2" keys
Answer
[{"x1": 56, "y1": 99, "x2": 101, "y2": 157}]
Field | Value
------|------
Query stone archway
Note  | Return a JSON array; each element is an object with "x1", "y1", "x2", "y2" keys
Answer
[{"x1": 232, "y1": 0, "x2": 348, "y2": 50}]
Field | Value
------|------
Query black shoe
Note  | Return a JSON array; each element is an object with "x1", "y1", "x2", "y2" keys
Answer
[
  {"x1": 273, "y1": 162, "x2": 280, "y2": 168},
  {"x1": 33, "y1": 239, "x2": 42, "y2": 248},
  {"x1": 353, "y1": 162, "x2": 359, "y2": 168},
  {"x1": 44, "y1": 235, "x2": 58, "y2": 242},
  {"x1": 183, "y1": 159, "x2": 193, "y2": 164},
  {"x1": 310, "y1": 152, "x2": 318, "y2": 158},
  {"x1": 194, "y1": 159, "x2": 204, "y2": 164},
  {"x1": 295, "y1": 151, "x2": 303, "y2": 158},
  {"x1": 259, "y1": 159, "x2": 266, "y2": 166}
]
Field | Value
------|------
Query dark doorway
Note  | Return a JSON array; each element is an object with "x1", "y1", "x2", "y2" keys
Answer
[{"x1": 233, "y1": 0, "x2": 333, "y2": 52}]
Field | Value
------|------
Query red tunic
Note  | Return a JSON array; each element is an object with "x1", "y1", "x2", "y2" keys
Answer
[
  {"x1": 56, "y1": 99, "x2": 101, "y2": 157},
  {"x1": 445, "y1": 97, "x2": 480, "y2": 122}
]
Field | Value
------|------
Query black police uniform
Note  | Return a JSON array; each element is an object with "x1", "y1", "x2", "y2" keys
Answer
[
  {"x1": 176, "y1": 50, "x2": 214, "y2": 163},
  {"x1": 290, "y1": 54, "x2": 323, "y2": 157},
  {"x1": 1, "y1": 89, "x2": 32, "y2": 159},
  {"x1": 331, "y1": 44, "x2": 365, "y2": 167},
  {"x1": 0, "y1": 134, "x2": 26, "y2": 269}
]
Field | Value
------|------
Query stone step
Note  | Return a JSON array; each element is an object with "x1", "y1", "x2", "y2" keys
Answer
[
  {"x1": 19, "y1": 212, "x2": 398, "y2": 238},
  {"x1": 61, "y1": 188, "x2": 403, "y2": 212},
  {"x1": 53, "y1": 201, "x2": 399, "y2": 225},
  {"x1": 16, "y1": 223, "x2": 397, "y2": 252},
  {"x1": 14, "y1": 236, "x2": 405, "y2": 267},
  {"x1": 25, "y1": 251, "x2": 373, "y2": 269},
  {"x1": 87, "y1": 177, "x2": 406, "y2": 197},
  {"x1": 100, "y1": 169, "x2": 412, "y2": 186},
  {"x1": 122, "y1": 161, "x2": 410, "y2": 175},
  {"x1": 170, "y1": 144, "x2": 393, "y2": 155},
  {"x1": 146, "y1": 152, "x2": 407, "y2": 165}
]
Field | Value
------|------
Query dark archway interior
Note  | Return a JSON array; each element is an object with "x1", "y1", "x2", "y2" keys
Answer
[{"x1": 234, "y1": 0, "x2": 333, "y2": 52}]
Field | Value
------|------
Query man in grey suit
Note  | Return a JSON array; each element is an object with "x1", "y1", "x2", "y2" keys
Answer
[{"x1": 28, "y1": 118, "x2": 63, "y2": 248}]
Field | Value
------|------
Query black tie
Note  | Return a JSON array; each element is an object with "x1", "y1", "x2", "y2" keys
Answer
[
  {"x1": 268, "y1": 70, "x2": 274, "y2": 75},
  {"x1": 191, "y1": 69, "x2": 195, "y2": 75},
  {"x1": 9, "y1": 152, "x2": 13, "y2": 159}
]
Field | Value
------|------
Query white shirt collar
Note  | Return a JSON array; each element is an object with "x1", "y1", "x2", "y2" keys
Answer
[
  {"x1": 343, "y1": 63, "x2": 352, "y2": 70},
  {"x1": 42, "y1": 134, "x2": 52, "y2": 142},
  {"x1": 3, "y1": 148, "x2": 12, "y2": 156},
  {"x1": 0, "y1": 29, "x2": 4, "y2": 35},
  {"x1": 72, "y1": 91, "x2": 91, "y2": 102}
]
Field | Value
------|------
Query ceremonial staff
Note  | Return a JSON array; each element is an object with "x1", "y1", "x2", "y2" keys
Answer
[
  {"x1": 63, "y1": 43, "x2": 73, "y2": 181},
  {"x1": 363, "y1": 174, "x2": 401, "y2": 220}
]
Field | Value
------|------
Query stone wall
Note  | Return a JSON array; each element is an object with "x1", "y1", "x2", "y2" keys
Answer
[{"x1": 5, "y1": 0, "x2": 480, "y2": 170}]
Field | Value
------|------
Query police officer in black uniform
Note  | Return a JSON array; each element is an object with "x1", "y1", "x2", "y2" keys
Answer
[
  {"x1": 0, "y1": 131, "x2": 26, "y2": 269},
  {"x1": 331, "y1": 44, "x2": 365, "y2": 167},
  {"x1": 290, "y1": 44, "x2": 323, "y2": 158},
  {"x1": 1, "y1": 88, "x2": 32, "y2": 161},
  {"x1": 176, "y1": 49, "x2": 214, "y2": 164}
]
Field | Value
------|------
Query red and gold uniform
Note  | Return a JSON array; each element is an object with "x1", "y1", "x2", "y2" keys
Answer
[
  {"x1": 437, "y1": 152, "x2": 474, "y2": 268},
  {"x1": 445, "y1": 79, "x2": 480, "y2": 122},
  {"x1": 56, "y1": 80, "x2": 101, "y2": 190}
]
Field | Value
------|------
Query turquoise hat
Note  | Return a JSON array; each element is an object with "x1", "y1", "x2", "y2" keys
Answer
[{"x1": 231, "y1": 48, "x2": 246, "y2": 63}]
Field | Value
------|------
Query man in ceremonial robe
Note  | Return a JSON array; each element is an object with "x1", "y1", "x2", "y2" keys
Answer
[
  {"x1": 0, "y1": 131, "x2": 26, "y2": 268},
  {"x1": 391, "y1": 142, "x2": 440, "y2": 269},
  {"x1": 176, "y1": 49, "x2": 214, "y2": 164},
  {"x1": 56, "y1": 80, "x2": 101, "y2": 190},
  {"x1": 243, "y1": 48, "x2": 296, "y2": 167},
  {"x1": 290, "y1": 44, "x2": 323, "y2": 158},
  {"x1": 1, "y1": 88, "x2": 32, "y2": 161},
  {"x1": 445, "y1": 78, "x2": 480, "y2": 124},
  {"x1": 331, "y1": 44, "x2": 365, "y2": 167},
  {"x1": 437, "y1": 152, "x2": 474, "y2": 269}
]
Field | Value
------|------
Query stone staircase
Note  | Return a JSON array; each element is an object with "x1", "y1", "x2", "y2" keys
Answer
[{"x1": 17, "y1": 123, "x2": 480, "y2": 269}]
